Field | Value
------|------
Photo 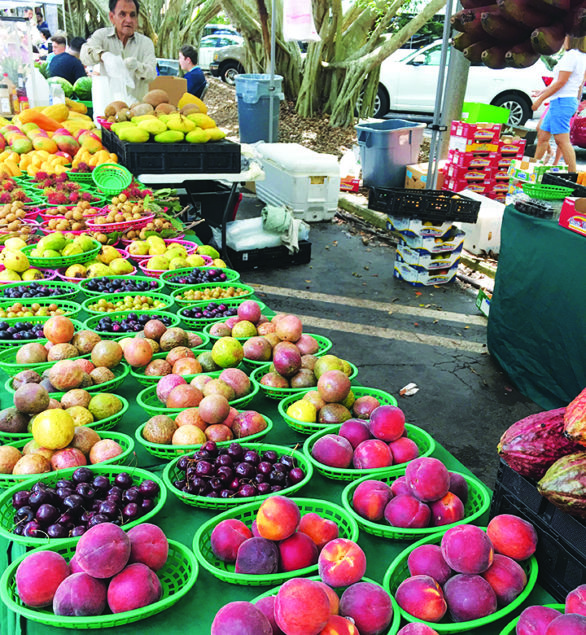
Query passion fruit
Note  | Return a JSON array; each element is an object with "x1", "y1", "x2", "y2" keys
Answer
[
  {"x1": 71, "y1": 330, "x2": 102, "y2": 354},
  {"x1": 13, "y1": 370, "x2": 41, "y2": 390},
  {"x1": 143, "y1": 414, "x2": 177, "y2": 444},
  {"x1": 159, "y1": 327, "x2": 189, "y2": 352},
  {"x1": 47, "y1": 343, "x2": 80, "y2": 362},
  {"x1": 91, "y1": 340, "x2": 123, "y2": 368},
  {"x1": 15, "y1": 343, "x2": 48, "y2": 365}
]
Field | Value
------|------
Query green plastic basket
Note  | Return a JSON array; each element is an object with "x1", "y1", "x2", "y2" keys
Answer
[
  {"x1": 383, "y1": 529, "x2": 539, "y2": 634},
  {"x1": 0, "y1": 464, "x2": 167, "y2": 548},
  {"x1": 83, "y1": 310, "x2": 181, "y2": 339},
  {"x1": 81, "y1": 291, "x2": 174, "y2": 315},
  {"x1": 250, "y1": 360, "x2": 359, "y2": 401},
  {"x1": 0, "y1": 280, "x2": 79, "y2": 300},
  {"x1": 0, "y1": 298, "x2": 82, "y2": 319},
  {"x1": 499, "y1": 604, "x2": 564, "y2": 635},
  {"x1": 0, "y1": 538, "x2": 198, "y2": 630},
  {"x1": 178, "y1": 299, "x2": 268, "y2": 331},
  {"x1": 0, "y1": 431, "x2": 136, "y2": 490},
  {"x1": 68, "y1": 170, "x2": 95, "y2": 183},
  {"x1": 303, "y1": 422, "x2": 436, "y2": 482},
  {"x1": 22, "y1": 239, "x2": 101, "y2": 268},
  {"x1": 0, "y1": 344, "x2": 92, "y2": 377},
  {"x1": 251, "y1": 575, "x2": 402, "y2": 635},
  {"x1": 160, "y1": 267, "x2": 241, "y2": 289},
  {"x1": 522, "y1": 182, "x2": 574, "y2": 200},
  {"x1": 79, "y1": 275, "x2": 165, "y2": 297},
  {"x1": 92, "y1": 162, "x2": 132, "y2": 196},
  {"x1": 341, "y1": 469, "x2": 491, "y2": 541},
  {"x1": 193, "y1": 497, "x2": 358, "y2": 585},
  {"x1": 0, "y1": 317, "x2": 85, "y2": 351},
  {"x1": 170, "y1": 282, "x2": 256, "y2": 307},
  {"x1": 242, "y1": 333, "x2": 333, "y2": 373},
  {"x1": 279, "y1": 386, "x2": 397, "y2": 435},
  {"x1": 136, "y1": 413, "x2": 274, "y2": 461},
  {"x1": 136, "y1": 376, "x2": 259, "y2": 416}
]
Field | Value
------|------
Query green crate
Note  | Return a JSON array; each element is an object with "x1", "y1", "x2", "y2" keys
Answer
[
  {"x1": 0, "y1": 431, "x2": 135, "y2": 490},
  {"x1": 279, "y1": 386, "x2": 396, "y2": 435},
  {"x1": 178, "y1": 299, "x2": 268, "y2": 331},
  {"x1": 160, "y1": 267, "x2": 241, "y2": 289},
  {"x1": 81, "y1": 291, "x2": 174, "y2": 315},
  {"x1": 83, "y1": 310, "x2": 181, "y2": 339},
  {"x1": 242, "y1": 333, "x2": 333, "y2": 373},
  {"x1": 0, "y1": 538, "x2": 198, "y2": 629},
  {"x1": 303, "y1": 422, "x2": 436, "y2": 482},
  {"x1": 0, "y1": 317, "x2": 85, "y2": 351},
  {"x1": 135, "y1": 413, "x2": 274, "y2": 461},
  {"x1": 22, "y1": 239, "x2": 101, "y2": 268},
  {"x1": 522, "y1": 182, "x2": 574, "y2": 200},
  {"x1": 79, "y1": 275, "x2": 165, "y2": 297},
  {"x1": 0, "y1": 464, "x2": 167, "y2": 548},
  {"x1": 0, "y1": 344, "x2": 91, "y2": 377},
  {"x1": 383, "y1": 529, "x2": 539, "y2": 634},
  {"x1": 341, "y1": 469, "x2": 491, "y2": 541},
  {"x1": 499, "y1": 605, "x2": 564, "y2": 635},
  {"x1": 192, "y1": 497, "x2": 358, "y2": 585},
  {"x1": 0, "y1": 280, "x2": 79, "y2": 300},
  {"x1": 170, "y1": 282, "x2": 255, "y2": 307},
  {"x1": 0, "y1": 298, "x2": 82, "y2": 319}
]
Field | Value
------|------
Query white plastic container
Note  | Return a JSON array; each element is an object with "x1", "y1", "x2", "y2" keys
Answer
[
  {"x1": 454, "y1": 190, "x2": 505, "y2": 255},
  {"x1": 255, "y1": 143, "x2": 340, "y2": 222},
  {"x1": 25, "y1": 68, "x2": 51, "y2": 108}
]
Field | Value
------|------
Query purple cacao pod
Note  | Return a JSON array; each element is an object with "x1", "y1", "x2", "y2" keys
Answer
[
  {"x1": 537, "y1": 451, "x2": 586, "y2": 518},
  {"x1": 564, "y1": 387, "x2": 586, "y2": 447}
]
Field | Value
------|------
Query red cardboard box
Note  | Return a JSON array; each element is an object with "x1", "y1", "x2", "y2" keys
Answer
[
  {"x1": 450, "y1": 121, "x2": 502, "y2": 143},
  {"x1": 447, "y1": 149, "x2": 499, "y2": 169},
  {"x1": 559, "y1": 198, "x2": 586, "y2": 237},
  {"x1": 446, "y1": 163, "x2": 494, "y2": 182},
  {"x1": 499, "y1": 136, "x2": 526, "y2": 157},
  {"x1": 444, "y1": 176, "x2": 490, "y2": 194}
]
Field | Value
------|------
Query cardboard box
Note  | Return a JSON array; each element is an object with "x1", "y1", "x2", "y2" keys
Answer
[
  {"x1": 340, "y1": 176, "x2": 360, "y2": 192},
  {"x1": 404, "y1": 161, "x2": 446, "y2": 190},
  {"x1": 397, "y1": 244, "x2": 462, "y2": 270},
  {"x1": 476, "y1": 289, "x2": 491, "y2": 317},
  {"x1": 443, "y1": 176, "x2": 490, "y2": 194},
  {"x1": 446, "y1": 163, "x2": 494, "y2": 182},
  {"x1": 450, "y1": 121, "x2": 502, "y2": 143},
  {"x1": 386, "y1": 216, "x2": 455, "y2": 239},
  {"x1": 398, "y1": 228, "x2": 465, "y2": 252},
  {"x1": 449, "y1": 138, "x2": 500, "y2": 154},
  {"x1": 558, "y1": 197, "x2": 586, "y2": 237},
  {"x1": 454, "y1": 189, "x2": 505, "y2": 255},
  {"x1": 447, "y1": 149, "x2": 499, "y2": 169},
  {"x1": 507, "y1": 158, "x2": 567, "y2": 183},
  {"x1": 394, "y1": 258, "x2": 458, "y2": 286},
  {"x1": 499, "y1": 136, "x2": 527, "y2": 157},
  {"x1": 148, "y1": 76, "x2": 187, "y2": 106}
]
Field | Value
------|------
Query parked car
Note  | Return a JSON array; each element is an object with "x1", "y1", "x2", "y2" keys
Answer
[
  {"x1": 373, "y1": 40, "x2": 554, "y2": 125},
  {"x1": 198, "y1": 34, "x2": 243, "y2": 72},
  {"x1": 209, "y1": 41, "x2": 246, "y2": 85},
  {"x1": 203, "y1": 24, "x2": 239, "y2": 38}
]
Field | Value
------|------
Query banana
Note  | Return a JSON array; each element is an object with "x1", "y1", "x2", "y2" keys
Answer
[
  {"x1": 451, "y1": 4, "x2": 498, "y2": 37},
  {"x1": 481, "y1": 11, "x2": 531, "y2": 40},
  {"x1": 531, "y1": 21, "x2": 566, "y2": 54},
  {"x1": 497, "y1": 0, "x2": 557, "y2": 29},
  {"x1": 481, "y1": 45, "x2": 508, "y2": 69},
  {"x1": 505, "y1": 39, "x2": 541, "y2": 68},
  {"x1": 453, "y1": 32, "x2": 482, "y2": 52},
  {"x1": 464, "y1": 39, "x2": 497, "y2": 63}
]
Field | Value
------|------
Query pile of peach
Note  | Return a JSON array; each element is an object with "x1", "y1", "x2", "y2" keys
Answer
[
  {"x1": 351, "y1": 457, "x2": 469, "y2": 529},
  {"x1": 517, "y1": 583, "x2": 586, "y2": 632},
  {"x1": 311, "y1": 405, "x2": 421, "y2": 470},
  {"x1": 15, "y1": 522, "x2": 168, "y2": 616},
  {"x1": 395, "y1": 514, "x2": 537, "y2": 624}
]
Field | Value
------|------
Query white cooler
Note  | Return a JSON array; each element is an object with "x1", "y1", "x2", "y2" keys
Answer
[{"x1": 255, "y1": 143, "x2": 340, "y2": 222}]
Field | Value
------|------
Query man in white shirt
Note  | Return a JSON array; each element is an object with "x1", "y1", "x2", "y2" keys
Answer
[{"x1": 80, "y1": 0, "x2": 156, "y2": 102}]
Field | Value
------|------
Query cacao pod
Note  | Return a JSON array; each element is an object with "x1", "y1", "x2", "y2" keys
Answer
[
  {"x1": 537, "y1": 451, "x2": 586, "y2": 518},
  {"x1": 497, "y1": 408, "x2": 583, "y2": 479},
  {"x1": 564, "y1": 387, "x2": 586, "y2": 447}
]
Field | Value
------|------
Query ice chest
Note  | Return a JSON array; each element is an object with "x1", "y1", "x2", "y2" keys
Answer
[
  {"x1": 255, "y1": 143, "x2": 340, "y2": 222},
  {"x1": 454, "y1": 190, "x2": 505, "y2": 255}
]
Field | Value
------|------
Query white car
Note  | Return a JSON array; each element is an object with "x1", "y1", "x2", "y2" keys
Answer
[
  {"x1": 374, "y1": 40, "x2": 553, "y2": 125},
  {"x1": 198, "y1": 34, "x2": 243, "y2": 72}
]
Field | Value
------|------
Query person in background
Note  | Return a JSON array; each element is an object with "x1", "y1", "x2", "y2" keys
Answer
[
  {"x1": 179, "y1": 45, "x2": 207, "y2": 98},
  {"x1": 23, "y1": 7, "x2": 33, "y2": 20},
  {"x1": 39, "y1": 28, "x2": 53, "y2": 57},
  {"x1": 80, "y1": 0, "x2": 156, "y2": 101},
  {"x1": 36, "y1": 8, "x2": 49, "y2": 32},
  {"x1": 533, "y1": 36, "x2": 586, "y2": 172},
  {"x1": 48, "y1": 35, "x2": 87, "y2": 84},
  {"x1": 68, "y1": 37, "x2": 86, "y2": 59}
]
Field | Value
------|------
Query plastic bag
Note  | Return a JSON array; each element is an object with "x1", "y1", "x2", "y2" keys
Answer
[
  {"x1": 97, "y1": 52, "x2": 136, "y2": 108},
  {"x1": 570, "y1": 100, "x2": 586, "y2": 148},
  {"x1": 283, "y1": 0, "x2": 320, "y2": 42}
]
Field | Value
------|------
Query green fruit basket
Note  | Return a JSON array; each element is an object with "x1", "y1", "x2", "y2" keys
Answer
[
  {"x1": 341, "y1": 469, "x2": 491, "y2": 541},
  {"x1": 192, "y1": 497, "x2": 358, "y2": 585},
  {"x1": 251, "y1": 575, "x2": 402, "y2": 635},
  {"x1": 382, "y1": 529, "x2": 539, "y2": 634},
  {"x1": 78, "y1": 275, "x2": 165, "y2": 297},
  {"x1": 83, "y1": 311, "x2": 181, "y2": 339},
  {"x1": 250, "y1": 360, "x2": 359, "y2": 401},
  {"x1": 92, "y1": 162, "x2": 133, "y2": 196},
  {"x1": 0, "y1": 317, "x2": 85, "y2": 351},
  {"x1": 81, "y1": 291, "x2": 174, "y2": 315},
  {"x1": 0, "y1": 538, "x2": 198, "y2": 630},
  {"x1": 170, "y1": 282, "x2": 255, "y2": 307},
  {"x1": 0, "y1": 344, "x2": 91, "y2": 377},
  {"x1": 178, "y1": 299, "x2": 268, "y2": 331},
  {"x1": 160, "y1": 267, "x2": 241, "y2": 289},
  {"x1": 499, "y1": 605, "x2": 564, "y2": 635},
  {"x1": 136, "y1": 377, "x2": 259, "y2": 417},
  {"x1": 303, "y1": 422, "x2": 436, "y2": 482},
  {"x1": 0, "y1": 464, "x2": 168, "y2": 548},
  {"x1": 279, "y1": 386, "x2": 396, "y2": 436},
  {"x1": 241, "y1": 333, "x2": 333, "y2": 373},
  {"x1": 22, "y1": 238, "x2": 101, "y2": 268},
  {"x1": 0, "y1": 431, "x2": 136, "y2": 490},
  {"x1": 68, "y1": 170, "x2": 95, "y2": 183},
  {"x1": 0, "y1": 298, "x2": 82, "y2": 319},
  {"x1": 521, "y1": 182, "x2": 574, "y2": 200},
  {"x1": 135, "y1": 413, "x2": 274, "y2": 461},
  {"x1": 0, "y1": 280, "x2": 79, "y2": 300}
]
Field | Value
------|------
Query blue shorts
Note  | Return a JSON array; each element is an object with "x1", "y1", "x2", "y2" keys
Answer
[{"x1": 541, "y1": 97, "x2": 578, "y2": 135}]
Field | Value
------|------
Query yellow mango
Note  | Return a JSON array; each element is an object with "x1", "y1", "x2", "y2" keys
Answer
[
  {"x1": 19, "y1": 155, "x2": 31, "y2": 169},
  {"x1": 93, "y1": 149, "x2": 110, "y2": 163},
  {"x1": 80, "y1": 135, "x2": 103, "y2": 154},
  {"x1": 0, "y1": 116, "x2": 11, "y2": 127},
  {"x1": 88, "y1": 155, "x2": 100, "y2": 167},
  {"x1": 31, "y1": 155, "x2": 43, "y2": 167},
  {"x1": 42, "y1": 103, "x2": 69, "y2": 123},
  {"x1": 177, "y1": 93, "x2": 207, "y2": 114},
  {"x1": 8, "y1": 152, "x2": 20, "y2": 163},
  {"x1": 109, "y1": 153, "x2": 118, "y2": 163},
  {"x1": 0, "y1": 165, "x2": 12, "y2": 178},
  {"x1": 65, "y1": 98, "x2": 87, "y2": 114},
  {"x1": 27, "y1": 164, "x2": 39, "y2": 177},
  {"x1": 4, "y1": 160, "x2": 21, "y2": 176},
  {"x1": 54, "y1": 164, "x2": 68, "y2": 174},
  {"x1": 32, "y1": 136, "x2": 59, "y2": 153},
  {"x1": 22, "y1": 122, "x2": 40, "y2": 134},
  {"x1": 206, "y1": 127, "x2": 226, "y2": 141},
  {"x1": 187, "y1": 113, "x2": 216, "y2": 130},
  {"x1": 67, "y1": 112, "x2": 93, "y2": 121},
  {"x1": 36, "y1": 150, "x2": 50, "y2": 159},
  {"x1": 0, "y1": 151, "x2": 9, "y2": 162},
  {"x1": 185, "y1": 127, "x2": 208, "y2": 144}
]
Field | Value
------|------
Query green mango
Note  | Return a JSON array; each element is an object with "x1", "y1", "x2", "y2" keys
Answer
[{"x1": 154, "y1": 130, "x2": 184, "y2": 143}]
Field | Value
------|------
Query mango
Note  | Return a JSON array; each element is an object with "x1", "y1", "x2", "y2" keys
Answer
[
  {"x1": 32, "y1": 136, "x2": 58, "y2": 153},
  {"x1": 0, "y1": 133, "x2": 5, "y2": 152},
  {"x1": 53, "y1": 134, "x2": 80, "y2": 156},
  {"x1": 111, "y1": 122, "x2": 136, "y2": 135},
  {"x1": 177, "y1": 92, "x2": 207, "y2": 114},
  {"x1": 65, "y1": 98, "x2": 87, "y2": 114},
  {"x1": 80, "y1": 134, "x2": 103, "y2": 154},
  {"x1": 10, "y1": 137, "x2": 33, "y2": 154},
  {"x1": 62, "y1": 120, "x2": 93, "y2": 135},
  {"x1": 43, "y1": 103, "x2": 69, "y2": 123},
  {"x1": 22, "y1": 123, "x2": 40, "y2": 134},
  {"x1": 138, "y1": 119, "x2": 168, "y2": 135},
  {"x1": 206, "y1": 127, "x2": 226, "y2": 141},
  {"x1": 185, "y1": 128, "x2": 208, "y2": 144},
  {"x1": 131, "y1": 115, "x2": 158, "y2": 124},
  {"x1": 119, "y1": 127, "x2": 150, "y2": 143},
  {"x1": 187, "y1": 113, "x2": 216, "y2": 130},
  {"x1": 3, "y1": 159, "x2": 21, "y2": 176},
  {"x1": 154, "y1": 130, "x2": 184, "y2": 143},
  {"x1": 166, "y1": 115, "x2": 195, "y2": 133}
]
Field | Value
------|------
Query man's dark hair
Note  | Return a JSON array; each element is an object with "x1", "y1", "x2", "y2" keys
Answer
[
  {"x1": 109, "y1": 0, "x2": 140, "y2": 13},
  {"x1": 35, "y1": 9, "x2": 43, "y2": 17},
  {"x1": 40, "y1": 28, "x2": 51, "y2": 40},
  {"x1": 69, "y1": 36, "x2": 86, "y2": 52},
  {"x1": 180, "y1": 45, "x2": 197, "y2": 65},
  {"x1": 51, "y1": 35, "x2": 67, "y2": 46}
]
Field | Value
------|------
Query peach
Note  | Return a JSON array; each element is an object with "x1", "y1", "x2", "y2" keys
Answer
[
  {"x1": 256, "y1": 495, "x2": 300, "y2": 541},
  {"x1": 486, "y1": 514, "x2": 537, "y2": 561},
  {"x1": 388, "y1": 437, "x2": 419, "y2": 464},
  {"x1": 53, "y1": 572, "x2": 107, "y2": 616},
  {"x1": 390, "y1": 475, "x2": 411, "y2": 497},
  {"x1": 444, "y1": 574, "x2": 497, "y2": 622},
  {"x1": 255, "y1": 596, "x2": 285, "y2": 634},
  {"x1": 235, "y1": 537, "x2": 279, "y2": 575},
  {"x1": 353, "y1": 439, "x2": 393, "y2": 469},
  {"x1": 15, "y1": 551, "x2": 70, "y2": 608},
  {"x1": 368, "y1": 404, "x2": 405, "y2": 441},
  {"x1": 69, "y1": 554, "x2": 83, "y2": 573},
  {"x1": 405, "y1": 457, "x2": 449, "y2": 503},
  {"x1": 395, "y1": 575, "x2": 447, "y2": 622},
  {"x1": 127, "y1": 523, "x2": 169, "y2": 571},
  {"x1": 566, "y1": 584, "x2": 586, "y2": 616},
  {"x1": 448, "y1": 472, "x2": 469, "y2": 505},
  {"x1": 352, "y1": 479, "x2": 393, "y2": 522},
  {"x1": 279, "y1": 532, "x2": 319, "y2": 572},
  {"x1": 107, "y1": 563, "x2": 162, "y2": 613},
  {"x1": 312, "y1": 434, "x2": 354, "y2": 469},
  {"x1": 516, "y1": 606, "x2": 563, "y2": 635},
  {"x1": 429, "y1": 492, "x2": 465, "y2": 527},
  {"x1": 339, "y1": 581, "x2": 393, "y2": 635},
  {"x1": 545, "y1": 614, "x2": 586, "y2": 633},
  {"x1": 76, "y1": 522, "x2": 131, "y2": 578},
  {"x1": 384, "y1": 494, "x2": 431, "y2": 529},
  {"x1": 407, "y1": 544, "x2": 452, "y2": 586},
  {"x1": 338, "y1": 418, "x2": 371, "y2": 449},
  {"x1": 319, "y1": 615, "x2": 359, "y2": 634},
  {"x1": 212, "y1": 601, "x2": 273, "y2": 635},
  {"x1": 481, "y1": 554, "x2": 527, "y2": 606},
  {"x1": 211, "y1": 519, "x2": 253, "y2": 563},
  {"x1": 315, "y1": 580, "x2": 340, "y2": 615},
  {"x1": 275, "y1": 578, "x2": 331, "y2": 635},
  {"x1": 298, "y1": 512, "x2": 339, "y2": 550},
  {"x1": 318, "y1": 538, "x2": 367, "y2": 588},
  {"x1": 441, "y1": 525, "x2": 494, "y2": 574},
  {"x1": 397, "y1": 625, "x2": 439, "y2": 635}
]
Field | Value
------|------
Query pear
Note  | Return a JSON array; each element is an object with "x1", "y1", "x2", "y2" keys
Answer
[
  {"x1": 86, "y1": 263, "x2": 112, "y2": 277},
  {"x1": 109, "y1": 258, "x2": 134, "y2": 275},
  {"x1": 0, "y1": 270, "x2": 20, "y2": 281},
  {"x1": 98, "y1": 245, "x2": 121, "y2": 265},
  {"x1": 3, "y1": 250, "x2": 30, "y2": 273},
  {"x1": 128, "y1": 241, "x2": 149, "y2": 256},
  {"x1": 22, "y1": 269, "x2": 43, "y2": 281},
  {"x1": 148, "y1": 243, "x2": 167, "y2": 256},
  {"x1": 65, "y1": 264, "x2": 87, "y2": 278},
  {"x1": 169, "y1": 256, "x2": 189, "y2": 270},
  {"x1": 74, "y1": 235, "x2": 96, "y2": 253},
  {"x1": 186, "y1": 254, "x2": 205, "y2": 267},
  {"x1": 4, "y1": 237, "x2": 27, "y2": 251},
  {"x1": 62, "y1": 244, "x2": 83, "y2": 257},
  {"x1": 146, "y1": 235, "x2": 166, "y2": 248},
  {"x1": 39, "y1": 232, "x2": 66, "y2": 253},
  {"x1": 146, "y1": 255, "x2": 169, "y2": 270}
]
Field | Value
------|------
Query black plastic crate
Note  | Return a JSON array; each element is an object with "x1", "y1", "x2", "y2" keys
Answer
[
  {"x1": 226, "y1": 241, "x2": 312, "y2": 271},
  {"x1": 490, "y1": 459, "x2": 586, "y2": 601},
  {"x1": 101, "y1": 128, "x2": 241, "y2": 175},
  {"x1": 514, "y1": 199, "x2": 554, "y2": 219},
  {"x1": 542, "y1": 171, "x2": 586, "y2": 197},
  {"x1": 368, "y1": 187, "x2": 480, "y2": 224}
]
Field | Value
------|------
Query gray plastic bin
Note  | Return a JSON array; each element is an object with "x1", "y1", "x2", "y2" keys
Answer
[
  {"x1": 235, "y1": 74, "x2": 284, "y2": 143},
  {"x1": 355, "y1": 119, "x2": 426, "y2": 188}
]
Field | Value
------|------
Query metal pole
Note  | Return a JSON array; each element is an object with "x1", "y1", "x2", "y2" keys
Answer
[{"x1": 267, "y1": 0, "x2": 276, "y2": 143}]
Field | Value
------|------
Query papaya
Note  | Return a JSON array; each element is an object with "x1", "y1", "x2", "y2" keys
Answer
[
  {"x1": 538, "y1": 451, "x2": 586, "y2": 518},
  {"x1": 42, "y1": 103, "x2": 69, "y2": 123},
  {"x1": 65, "y1": 98, "x2": 87, "y2": 114},
  {"x1": 18, "y1": 109, "x2": 62, "y2": 132},
  {"x1": 564, "y1": 387, "x2": 586, "y2": 447},
  {"x1": 177, "y1": 92, "x2": 207, "y2": 114}
]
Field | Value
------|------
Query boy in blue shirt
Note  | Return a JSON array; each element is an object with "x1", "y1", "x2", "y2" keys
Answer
[
  {"x1": 179, "y1": 45, "x2": 207, "y2": 98},
  {"x1": 49, "y1": 35, "x2": 87, "y2": 85}
]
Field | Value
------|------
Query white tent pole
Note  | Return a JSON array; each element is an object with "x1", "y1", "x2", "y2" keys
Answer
[{"x1": 267, "y1": 0, "x2": 276, "y2": 143}]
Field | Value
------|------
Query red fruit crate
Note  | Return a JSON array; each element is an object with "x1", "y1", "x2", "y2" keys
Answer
[
  {"x1": 447, "y1": 149, "x2": 499, "y2": 169},
  {"x1": 450, "y1": 121, "x2": 502, "y2": 143}
]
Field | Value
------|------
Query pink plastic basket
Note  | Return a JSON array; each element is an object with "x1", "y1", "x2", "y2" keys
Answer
[
  {"x1": 38, "y1": 206, "x2": 104, "y2": 222},
  {"x1": 97, "y1": 116, "x2": 113, "y2": 130},
  {"x1": 120, "y1": 233, "x2": 185, "y2": 246},
  {"x1": 126, "y1": 239, "x2": 199, "y2": 261},
  {"x1": 56, "y1": 264, "x2": 136, "y2": 283},
  {"x1": 86, "y1": 214, "x2": 155, "y2": 233},
  {"x1": 38, "y1": 221, "x2": 87, "y2": 236},
  {"x1": 137, "y1": 255, "x2": 213, "y2": 278}
]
